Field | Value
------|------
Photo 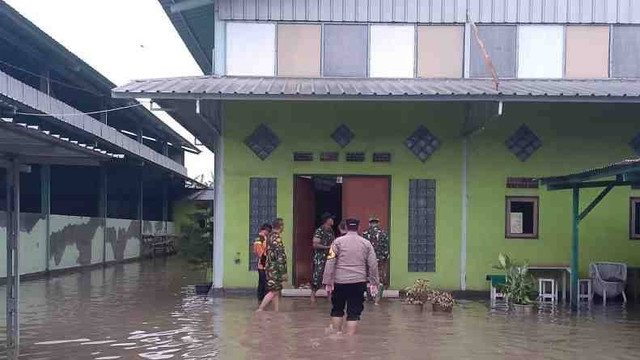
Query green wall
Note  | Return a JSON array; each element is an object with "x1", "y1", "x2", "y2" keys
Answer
[
  {"x1": 466, "y1": 102, "x2": 640, "y2": 290},
  {"x1": 221, "y1": 100, "x2": 640, "y2": 291},
  {"x1": 223, "y1": 101, "x2": 464, "y2": 289}
]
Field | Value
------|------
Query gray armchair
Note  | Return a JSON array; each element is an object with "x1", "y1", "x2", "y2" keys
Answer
[{"x1": 589, "y1": 262, "x2": 627, "y2": 306}]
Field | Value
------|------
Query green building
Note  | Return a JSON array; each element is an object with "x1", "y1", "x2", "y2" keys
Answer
[{"x1": 114, "y1": 0, "x2": 640, "y2": 293}]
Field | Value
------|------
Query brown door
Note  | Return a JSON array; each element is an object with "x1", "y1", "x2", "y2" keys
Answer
[
  {"x1": 342, "y1": 176, "x2": 390, "y2": 285},
  {"x1": 293, "y1": 176, "x2": 315, "y2": 287},
  {"x1": 342, "y1": 177, "x2": 390, "y2": 231}
]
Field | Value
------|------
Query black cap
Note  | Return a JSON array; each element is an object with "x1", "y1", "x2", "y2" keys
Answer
[
  {"x1": 321, "y1": 212, "x2": 334, "y2": 223},
  {"x1": 345, "y1": 218, "x2": 360, "y2": 227}
]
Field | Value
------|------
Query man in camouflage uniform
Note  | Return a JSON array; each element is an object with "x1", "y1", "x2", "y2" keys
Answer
[
  {"x1": 311, "y1": 212, "x2": 335, "y2": 303},
  {"x1": 362, "y1": 216, "x2": 389, "y2": 304}
]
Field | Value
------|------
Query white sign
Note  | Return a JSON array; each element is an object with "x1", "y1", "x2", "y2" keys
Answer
[{"x1": 510, "y1": 212, "x2": 523, "y2": 234}]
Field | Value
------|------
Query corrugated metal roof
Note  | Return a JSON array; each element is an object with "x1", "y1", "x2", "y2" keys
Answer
[
  {"x1": 113, "y1": 76, "x2": 640, "y2": 102},
  {"x1": 541, "y1": 158, "x2": 640, "y2": 185},
  {"x1": 0, "y1": 118, "x2": 121, "y2": 161},
  {"x1": 158, "y1": 0, "x2": 213, "y2": 74},
  {"x1": 217, "y1": 0, "x2": 640, "y2": 24},
  {"x1": 1, "y1": 1, "x2": 199, "y2": 152}
]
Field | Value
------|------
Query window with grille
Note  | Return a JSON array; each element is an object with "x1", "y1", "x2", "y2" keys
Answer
[
  {"x1": 249, "y1": 178, "x2": 277, "y2": 270},
  {"x1": 408, "y1": 179, "x2": 436, "y2": 272}
]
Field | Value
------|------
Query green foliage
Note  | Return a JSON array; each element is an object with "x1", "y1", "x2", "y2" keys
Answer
[
  {"x1": 494, "y1": 253, "x2": 537, "y2": 305},
  {"x1": 180, "y1": 203, "x2": 213, "y2": 267}
]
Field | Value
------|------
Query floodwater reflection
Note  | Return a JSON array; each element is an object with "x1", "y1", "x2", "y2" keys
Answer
[{"x1": 1, "y1": 258, "x2": 640, "y2": 359}]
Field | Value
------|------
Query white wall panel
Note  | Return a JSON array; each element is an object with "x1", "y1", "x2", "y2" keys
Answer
[
  {"x1": 226, "y1": 23, "x2": 275, "y2": 76},
  {"x1": 369, "y1": 25, "x2": 415, "y2": 78},
  {"x1": 517, "y1": 25, "x2": 564, "y2": 79}
]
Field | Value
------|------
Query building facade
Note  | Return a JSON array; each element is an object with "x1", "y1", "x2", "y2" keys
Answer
[
  {"x1": 0, "y1": 1, "x2": 202, "y2": 280},
  {"x1": 114, "y1": 0, "x2": 640, "y2": 291}
]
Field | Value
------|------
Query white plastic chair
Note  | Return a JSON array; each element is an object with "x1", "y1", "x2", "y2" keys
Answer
[
  {"x1": 538, "y1": 278, "x2": 557, "y2": 303},
  {"x1": 589, "y1": 262, "x2": 627, "y2": 306}
]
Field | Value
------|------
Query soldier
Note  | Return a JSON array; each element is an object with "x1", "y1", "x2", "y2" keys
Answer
[
  {"x1": 253, "y1": 223, "x2": 272, "y2": 302},
  {"x1": 323, "y1": 218, "x2": 379, "y2": 336},
  {"x1": 362, "y1": 216, "x2": 390, "y2": 305},
  {"x1": 310, "y1": 212, "x2": 335, "y2": 303},
  {"x1": 257, "y1": 218, "x2": 288, "y2": 312}
]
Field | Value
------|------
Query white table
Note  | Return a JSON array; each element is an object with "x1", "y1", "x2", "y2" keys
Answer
[{"x1": 529, "y1": 265, "x2": 571, "y2": 303}]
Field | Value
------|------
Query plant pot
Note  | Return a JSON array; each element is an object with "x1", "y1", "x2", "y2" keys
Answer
[
  {"x1": 195, "y1": 283, "x2": 212, "y2": 295},
  {"x1": 432, "y1": 303, "x2": 453, "y2": 313}
]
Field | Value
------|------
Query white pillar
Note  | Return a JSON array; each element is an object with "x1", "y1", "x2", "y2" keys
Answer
[
  {"x1": 212, "y1": 106, "x2": 225, "y2": 290},
  {"x1": 460, "y1": 138, "x2": 468, "y2": 291}
]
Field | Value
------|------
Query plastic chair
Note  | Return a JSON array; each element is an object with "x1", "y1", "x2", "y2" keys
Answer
[
  {"x1": 589, "y1": 262, "x2": 627, "y2": 306},
  {"x1": 538, "y1": 278, "x2": 557, "y2": 302}
]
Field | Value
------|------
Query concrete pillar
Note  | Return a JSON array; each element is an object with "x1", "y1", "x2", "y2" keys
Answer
[
  {"x1": 39, "y1": 67, "x2": 50, "y2": 95},
  {"x1": 41, "y1": 165, "x2": 51, "y2": 271},
  {"x1": 99, "y1": 167, "x2": 107, "y2": 264},
  {"x1": 162, "y1": 178, "x2": 168, "y2": 233},
  {"x1": 213, "y1": 110, "x2": 225, "y2": 290},
  {"x1": 6, "y1": 159, "x2": 21, "y2": 358},
  {"x1": 138, "y1": 167, "x2": 144, "y2": 237}
]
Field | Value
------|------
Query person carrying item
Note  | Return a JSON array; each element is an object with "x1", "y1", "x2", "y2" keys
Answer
[
  {"x1": 362, "y1": 215, "x2": 390, "y2": 305},
  {"x1": 253, "y1": 223, "x2": 272, "y2": 302},
  {"x1": 257, "y1": 218, "x2": 287, "y2": 312},
  {"x1": 323, "y1": 218, "x2": 379, "y2": 336},
  {"x1": 310, "y1": 212, "x2": 335, "y2": 303}
]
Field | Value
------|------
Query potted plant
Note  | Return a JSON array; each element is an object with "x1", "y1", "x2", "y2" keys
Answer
[
  {"x1": 494, "y1": 253, "x2": 537, "y2": 312},
  {"x1": 430, "y1": 290, "x2": 455, "y2": 313},
  {"x1": 401, "y1": 279, "x2": 431, "y2": 308}
]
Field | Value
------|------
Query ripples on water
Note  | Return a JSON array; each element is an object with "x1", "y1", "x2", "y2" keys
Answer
[{"x1": 1, "y1": 258, "x2": 639, "y2": 359}]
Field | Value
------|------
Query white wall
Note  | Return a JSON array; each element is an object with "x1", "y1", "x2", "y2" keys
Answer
[
  {"x1": 517, "y1": 25, "x2": 564, "y2": 79},
  {"x1": 369, "y1": 25, "x2": 416, "y2": 78},
  {"x1": 226, "y1": 22, "x2": 276, "y2": 76}
]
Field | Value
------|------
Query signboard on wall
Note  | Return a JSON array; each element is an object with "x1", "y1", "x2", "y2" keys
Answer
[{"x1": 510, "y1": 212, "x2": 523, "y2": 234}]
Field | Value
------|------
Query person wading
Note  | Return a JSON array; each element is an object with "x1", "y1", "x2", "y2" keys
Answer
[
  {"x1": 310, "y1": 212, "x2": 335, "y2": 304},
  {"x1": 257, "y1": 218, "x2": 287, "y2": 312},
  {"x1": 253, "y1": 223, "x2": 272, "y2": 302},
  {"x1": 323, "y1": 218, "x2": 379, "y2": 335},
  {"x1": 362, "y1": 216, "x2": 390, "y2": 305}
]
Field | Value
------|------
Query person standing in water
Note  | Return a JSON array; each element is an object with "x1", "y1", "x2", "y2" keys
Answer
[
  {"x1": 310, "y1": 212, "x2": 335, "y2": 303},
  {"x1": 258, "y1": 218, "x2": 287, "y2": 312},
  {"x1": 253, "y1": 223, "x2": 272, "y2": 302},
  {"x1": 323, "y1": 218, "x2": 379, "y2": 335},
  {"x1": 362, "y1": 216, "x2": 390, "y2": 305}
]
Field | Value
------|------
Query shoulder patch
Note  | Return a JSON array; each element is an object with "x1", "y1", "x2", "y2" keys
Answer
[{"x1": 327, "y1": 246, "x2": 337, "y2": 260}]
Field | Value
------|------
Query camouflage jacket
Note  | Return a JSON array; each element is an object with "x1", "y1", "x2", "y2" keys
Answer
[{"x1": 362, "y1": 226, "x2": 390, "y2": 260}]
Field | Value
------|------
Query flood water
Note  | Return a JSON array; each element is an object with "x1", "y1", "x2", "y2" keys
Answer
[{"x1": 1, "y1": 258, "x2": 640, "y2": 360}]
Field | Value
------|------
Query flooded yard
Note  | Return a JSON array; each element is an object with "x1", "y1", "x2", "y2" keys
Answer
[{"x1": 1, "y1": 258, "x2": 640, "y2": 359}]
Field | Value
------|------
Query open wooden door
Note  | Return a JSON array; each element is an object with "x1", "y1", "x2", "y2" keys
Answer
[
  {"x1": 342, "y1": 176, "x2": 390, "y2": 285},
  {"x1": 342, "y1": 177, "x2": 390, "y2": 231},
  {"x1": 293, "y1": 176, "x2": 315, "y2": 287}
]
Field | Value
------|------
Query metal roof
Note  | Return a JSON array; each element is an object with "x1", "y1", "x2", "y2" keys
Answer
[
  {"x1": 158, "y1": 0, "x2": 214, "y2": 74},
  {"x1": 217, "y1": 0, "x2": 640, "y2": 24},
  {"x1": 1, "y1": 69, "x2": 188, "y2": 176},
  {"x1": 113, "y1": 76, "x2": 640, "y2": 102},
  {"x1": 0, "y1": 1, "x2": 199, "y2": 153},
  {"x1": 0, "y1": 118, "x2": 120, "y2": 165},
  {"x1": 541, "y1": 158, "x2": 640, "y2": 186}
]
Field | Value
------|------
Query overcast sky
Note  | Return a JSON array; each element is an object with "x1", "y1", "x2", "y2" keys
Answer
[{"x1": 5, "y1": 0, "x2": 215, "y2": 183}]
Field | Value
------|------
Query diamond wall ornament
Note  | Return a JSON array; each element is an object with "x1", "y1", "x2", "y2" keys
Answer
[
  {"x1": 629, "y1": 133, "x2": 640, "y2": 155},
  {"x1": 505, "y1": 125, "x2": 541, "y2": 162},
  {"x1": 331, "y1": 124, "x2": 354, "y2": 148},
  {"x1": 244, "y1": 124, "x2": 281, "y2": 160},
  {"x1": 405, "y1": 126, "x2": 441, "y2": 162}
]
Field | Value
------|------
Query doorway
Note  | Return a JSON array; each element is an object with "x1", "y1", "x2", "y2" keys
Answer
[{"x1": 293, "y1": 175, "x2": 390, "y2": 287}]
